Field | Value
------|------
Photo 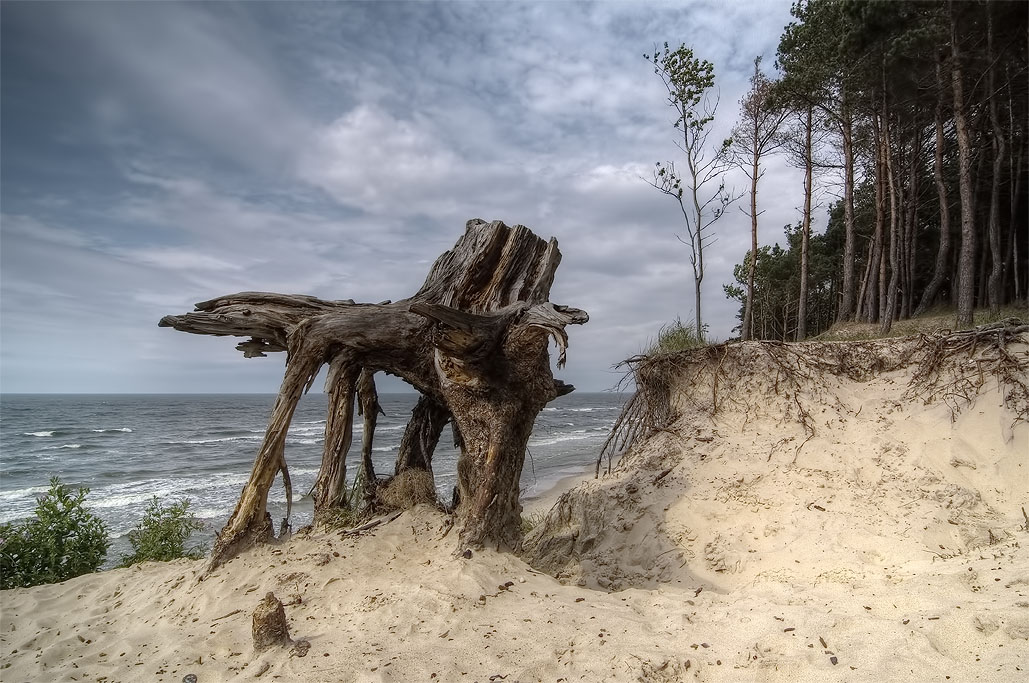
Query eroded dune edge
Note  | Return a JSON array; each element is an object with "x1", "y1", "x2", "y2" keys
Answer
[{"x1": 3, "y1": 330, "x2": 1027, "y2": 682}]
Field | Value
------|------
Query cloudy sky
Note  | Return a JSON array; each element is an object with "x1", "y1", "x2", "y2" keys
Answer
[{"x1": 1, "y1": 0, "x2": 808, "y2": 394}]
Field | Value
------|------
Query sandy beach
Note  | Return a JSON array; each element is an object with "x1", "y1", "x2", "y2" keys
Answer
[{"x1": 2, "y1": 335, "x2": 1027, "y2": 682}]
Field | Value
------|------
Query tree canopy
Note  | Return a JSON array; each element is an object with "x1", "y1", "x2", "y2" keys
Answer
[{"x1": 719, "y1": 0, "x2": 1027, "y2": 338}]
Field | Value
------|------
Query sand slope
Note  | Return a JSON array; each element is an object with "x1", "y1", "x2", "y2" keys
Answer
[{"x1": 2, "y1": 337, "x2": 1027, "y2": 682}]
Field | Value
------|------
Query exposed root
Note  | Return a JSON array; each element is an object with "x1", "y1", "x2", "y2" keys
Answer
[
  {"x1": 601, "y1": 321, "x2": 1027, "y2": 468},
  {"x1": 164, "y1": 220, "x2": 588, "y2": 565},
  {"x1": 903, "y1": 319, "x2": 1029, "y2": 425}
]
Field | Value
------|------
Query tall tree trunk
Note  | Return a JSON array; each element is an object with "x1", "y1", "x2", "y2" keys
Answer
[
  {"x1": 977, "y1": 235, "x2": 989, "y2": 307},
  {"x1": 880, "y1": 111, "x2": 901, "y2": 335},
  {"x1": 692, "y1": 176, "x2": 705, "y2": 340},
  {"x1": 986, "y1": 6, "x2": 1006, "y2": 314},
  {"x1": 914, "y1": 53, "x2": 952, "y2": 317},
  {"x1": 838, "y1": 101, "x2": 857, "y2": 322},
  {"x1": 797, "y1": 104, "x2": 814, "y2": 341},
  {"x1": 866, "y1": 114, "x2": 885, "y2": 323},
  {"x1": 856, "y1": 238, "x2": 875, "y2": 321},
  {"x1": 1007, "y1": 64, "x2": 1024, "y2": 303},
  {"x1": 903, "y1": 162, "x2": 919, "y2": 320},
  {"x1": 951, "y1": 1, "x2": 976, "y2": 329},
  {"x1": 901, "y1": 131, "x2": 920, "y2": 321},
  {"x1": 973, "y1": 134, "x2": 989, "y2": 308},
  {"x1": 742, "y1": 140, "x2": 760, "y2": 341},
  {"x1": 1009, "y1": 133, "x2": 1024, "y2": 302}
]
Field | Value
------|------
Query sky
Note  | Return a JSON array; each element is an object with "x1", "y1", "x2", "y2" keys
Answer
[{"x1": 1, "y1": 0, "x2": 810, "y2": 394}]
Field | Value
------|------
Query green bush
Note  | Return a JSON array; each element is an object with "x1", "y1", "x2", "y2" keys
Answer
[
  {"x1": 0, "y1": 477, "x2": 110, "y2": 589},
  {"x1": 119, "y1": 497, "x2": 205, "y2": 567}
]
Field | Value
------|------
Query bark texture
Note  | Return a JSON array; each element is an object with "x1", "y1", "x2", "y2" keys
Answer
[
  {"x1": 950, "y1": 2, "x2": 976, "y2": 329},
  {"x1": 160, "y1": 219, "x2": 587, "y2": 567},
  {"x1": 797, "y1": 104, "x2": 813, "y2": 341},
  {"x1": 838, "y1": 104, "x2": 857, "y2": 323},
  {"x1": 252, "y1": 592, "x2": 292, "y2": 651},
  {"x1": 913, "y1": 54, "x2": 952, "y2": 318}
]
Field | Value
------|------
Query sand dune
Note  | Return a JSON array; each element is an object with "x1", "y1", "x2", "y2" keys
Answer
[{"x1": 2, "y1": 333, "x2": 1027, "y2": 681}]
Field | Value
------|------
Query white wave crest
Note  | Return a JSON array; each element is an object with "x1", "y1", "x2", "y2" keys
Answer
[
  {"x1": 528, "y1": 432, "x2": 604, "y2": 447},
  {"x1": 179, "y1": 435, "x2": 263, "y2": 445}
]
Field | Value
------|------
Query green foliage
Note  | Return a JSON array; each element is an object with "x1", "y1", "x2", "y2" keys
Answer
[
  {"x1": 645, "y1": 42, "x2": 716, "y2": 131},
  {"x1": 0, "y1": 477, "x2": 109, "y2": 589},
  {"x1": 724, "y1": 219, "x2": 843, "y2": 341},
  {"x1": 645, "y1": 40, "x2": 736, "y2": 339},
  {"x1": 647, "y1": 317, "x2": 708, "y2": 354},
  {"x1": 118, "y1": 497, "x2": 204, "y2": 567}
]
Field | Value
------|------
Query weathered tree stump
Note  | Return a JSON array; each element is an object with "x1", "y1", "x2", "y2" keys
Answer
[
  {"x1": 252, "y1": 592, "x2": 292, "y2": 651},
  {"x1": 160, "y1": 219, "x2": 587, "y2": 568}
]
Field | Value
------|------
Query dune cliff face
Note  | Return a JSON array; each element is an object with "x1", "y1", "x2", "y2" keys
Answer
[
  {"x1": 520, "y1": 333, "x2": 1029, "y2": 675},
  {"x1": 2, "y1": 331, "x2": 1027, "y2": 682},
  {"x1": 522, "y1": 334, "x2": 1028, "y2": 592}
]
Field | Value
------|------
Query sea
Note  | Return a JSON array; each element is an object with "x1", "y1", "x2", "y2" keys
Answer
[{"x1": 0, "y1": 392, "x2": 626, "y2": 564}]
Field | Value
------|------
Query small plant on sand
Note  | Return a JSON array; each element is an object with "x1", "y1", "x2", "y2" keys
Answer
[
  {"x1": 520, "y1": 510, "x2": 548, "y2": 534},
  {"x1": 318, "y1": 506, "x2": 365, "y2": 530},
  {"x1": 119, "y1": 496, "x2": 204, "y2": 566},
  {"x1": 647, "y1": 317, "x2": 709, "y2": 354},
  {"x1": 0, "y1": 477, "x2": 110, "y2": 589},
  {"x1": 318, "y1": 474, "x2": 370, "y2": 530}
]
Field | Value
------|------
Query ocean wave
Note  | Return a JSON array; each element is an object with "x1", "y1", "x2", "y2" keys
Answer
[
  {"x1": 288, "y1": 427, "x2": 327, "y2": 437},
  {"x1": 177, "y1": 435, "x2": 264, "y2": 445},
  {"x1": 188, "y1": 506, "x2": 233, "y2": 520},
  {"x1": 288, "y1": 423, "x2": 370, "y2": 436},
  {"x1": 23, "y1": 431, "x2": 54, "y2": 437},
  {"x1": 0, "y1": 485, "x2": 50, "y2": 501},
  {"x1": 43, "y1": 444, "x2": 83, "y2": 450},
  {"x1": 528, "y1": 432, "x2": 604, "y2": 447},
  {"x1": 92, "y1": 428, "x2": 133, "y2": 433},
  {"x1": 86, "y1": 471, "x2": 254, "y2": 510}
]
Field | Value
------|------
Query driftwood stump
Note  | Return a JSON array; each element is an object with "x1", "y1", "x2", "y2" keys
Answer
[
  {"x1": 160, "y1": 219, "x2": 587, "y2": 567},
  {"x1": 252, "y1": 592, "x2": 292, "y2": 651}
]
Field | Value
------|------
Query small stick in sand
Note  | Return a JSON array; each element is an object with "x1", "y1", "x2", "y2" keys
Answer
[
  {"x1": 653, "y1": 467, "x2": 674, "y2": 484},
  {"x1": 211, "y1": 608, "x2": 243, "y2": 622}
]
